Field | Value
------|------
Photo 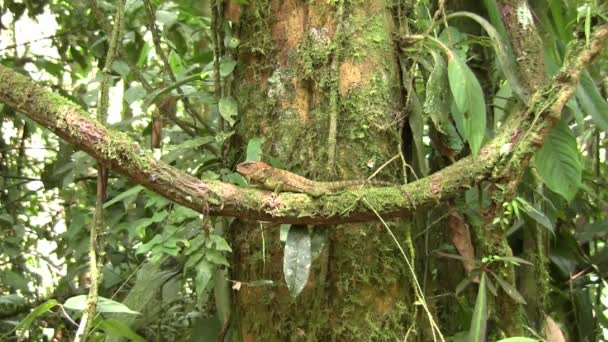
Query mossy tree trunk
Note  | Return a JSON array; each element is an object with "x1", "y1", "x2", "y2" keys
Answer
[{"x1": 232, "y1": 1, "x2": 415, "y2": 340}]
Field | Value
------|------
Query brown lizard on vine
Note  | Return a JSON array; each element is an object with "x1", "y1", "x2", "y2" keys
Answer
[{"x1": 237, "y1": 161, "x2": 396, "y2": 197}]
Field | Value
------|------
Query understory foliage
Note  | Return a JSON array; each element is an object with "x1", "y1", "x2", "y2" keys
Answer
[{"x1": 0, "y1": 0, "x2": 606, "y2": 341}]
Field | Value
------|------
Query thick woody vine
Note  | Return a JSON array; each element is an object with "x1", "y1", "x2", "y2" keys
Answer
[{"x1": 0, "y1": 25, "x2": 607, "y2": 227}]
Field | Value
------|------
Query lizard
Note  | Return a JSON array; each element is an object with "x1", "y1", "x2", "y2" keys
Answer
[{"x1": 236, "y1": 161, "x2": 396, "y2": 197}]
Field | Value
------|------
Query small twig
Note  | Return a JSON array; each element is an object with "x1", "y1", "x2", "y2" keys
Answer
[{"x1": 366, "y1": 154, "x2": 399, "y2": 181}]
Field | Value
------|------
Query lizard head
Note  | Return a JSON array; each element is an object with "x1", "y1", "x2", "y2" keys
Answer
[{"x1": 236, "y1": 161, "x2": 271, "y2": 181}]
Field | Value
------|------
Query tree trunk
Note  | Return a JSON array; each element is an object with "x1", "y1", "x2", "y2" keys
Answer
[{"x1": 232, "y1": 1, "x2": 414, "y2": 340}]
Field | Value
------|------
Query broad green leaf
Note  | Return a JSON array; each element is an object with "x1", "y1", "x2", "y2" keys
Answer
[
  {"x1": 169, "y1": 50, "x2": 185, "y2": 74},
  {"x1": 219, "y1": 97, "x2": 238, "y2": 127},
  {"x1": 448, "y1": 11, "x2": 527, "y2": 101},
  {"x1": 469, "y1": 273, "x2": 488, "y2": 342},
  {"x1": 64, "y1": 295, "x2": 140, "y2": 314},
  {"x1": 220, "y1": 58, "x2": 237, "y2": 77},
  {"x1": 184, "y1": 250, "x2": 205, "y2": 272},
  {"x1": 98, "y1": 319, "x2": 145, "y2": 342},
  {"x1": 283, "y1": 226, "x2": 312, "y2": 298},
  {"x1": 440, "y1": 27, "x2": 468, "y2": 60},
  {"x1": 496, "y1": 338, "x2": 540, "y2": 342},
  {"x1": 534, "y1": 121, "x2": 582, "y2": 201},
  {"x1": 448, "y1": 55, "x2": 487, "y2": 156},
  {"x1": 516, "y1": 197, "x2": 554, "y2": 233},
  {"x1": 424, "y1": 49, "x2": 450, "y2": 134},
  {"x1": 111, "y1": 60, "x2": 130, "y2": 78},
  {"x1": 489, "y1": 272, "x2": 527, "y2": 304},
  {"x1": 195, "y1": 260, "x2": 214, "y2": 297},
  {"x1": 209, "y1": 235, "x2": 232, "y2": 252},
  {"x1": 14, "y1": 300, "x2": 59, "y2": 337},
  {"x1": 104, "y1": 185, "x2": 144, "y2": 208},
  {"x1": 245, "y1": 137, "x2": 265, "y2": 161},
  {"x1": 205, "y1": 250, "x2": 230, "y2": 267}
]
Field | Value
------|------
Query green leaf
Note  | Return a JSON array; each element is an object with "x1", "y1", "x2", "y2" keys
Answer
[
  {"x1": 489, "y1": 272, "x2": 527, "y2": 304},
  {"x1": 64, "y1": 295, "x2": 140, "y2": 314},
  {"x1": 98, "y1": 319, "x2": 145, "y2": 342},
  {"x1": 169, "y1": 50, "x2": 185, "y2": 74},
  {"x1": 112, "y1": 60, "x2": 130, "y2": 78},
  {"x1": 455, "y1": 271, "x2": 480, "y2": 295},
  {"x1": 424, "y1": 50, "x2": 450, "y2": 134},
  {"x1": 496, "y1": 338, "x2": 540, "y2": 342},
  {"x1": 576, "y1": 70, "x2": 608, "y2": 130},
  {"x1": 245, "y1": 137, "x2": 265, "y2": 161},
  {"x1": 195, "y1": 260, "x2": 214, "y2": 297},
  {"x1": 14, "y1": 300, "x2": 59, "y2": 337},
  {"x1": 534, "y1": 121, "x2": 582, "y2": 201},
  {"x1": 219, "y1": 97, "x2": 238, "y2": 127},
  {"x1": 103, "y1": 185, "x2": 144, "y2": 209},
  {"x1": 283, "y1": 226, "x2": 312, "y2": 298},
  {"x1": 209, "y1": 235, "x2": 232, "y2": 252},
  {"x1": 205, "y1": 250, "x2": 230, "y2": 267},
  {"x1": 448, "y1": 55, "x2": 487, "y2": 156},
  {"x1": 220, "y1": 59, "x2": 237, "y2": 77},
  {"x1": 515, "y1": 197, "x2": 554, "y2": 233},
  {"x1": 469, "y1": 272, "x2": 488, "y2": 342},
  {"x1": 448, "y1": 11, "x2": 527, "y2": 101}
]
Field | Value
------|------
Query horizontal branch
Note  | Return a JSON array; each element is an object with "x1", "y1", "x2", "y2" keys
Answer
[{"x1": 1, "y1": 24, "x2": 607, "y2": 225}]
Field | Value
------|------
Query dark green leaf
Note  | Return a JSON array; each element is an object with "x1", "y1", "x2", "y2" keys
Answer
[
  {"x1": 448, "y1": 55, "x2": 487, "y2": 156},
  {"x1": 283, "y1": 226, "x2": 312, "y2": 298},
  {"x1": 14, "y1": 300, "x2": 59, "y2": 336},
  {"x1": 489, "y1": 272, "x2": 527, "y2": 304},
  {"x1": 245, "y1": 137, "x2": 265, "y2": 161},
  {"x1": 219, "y1": 97, "x2": 238, "y2": 127},
  {"x1": 195, "y1": 260, "x2": 214, "y2": 297},
  {"x1": 220, "y1": 59, "x2": 237, "y2": 77},
  {"x1": 448, "y1": 11, "x2": 527, "y2": 101},
  {"x1": 103, "y1": 185, "x2": 144, "y2": 209},
  {"x1": 424, "y1": 50, "x2": 450, "y2": 134},
  {"x1": 534, "y1": 121, "x2": 582, "y2": 201},
  {"x1": 515, "y1": 197, "x2": 554, "y2": 233}
]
